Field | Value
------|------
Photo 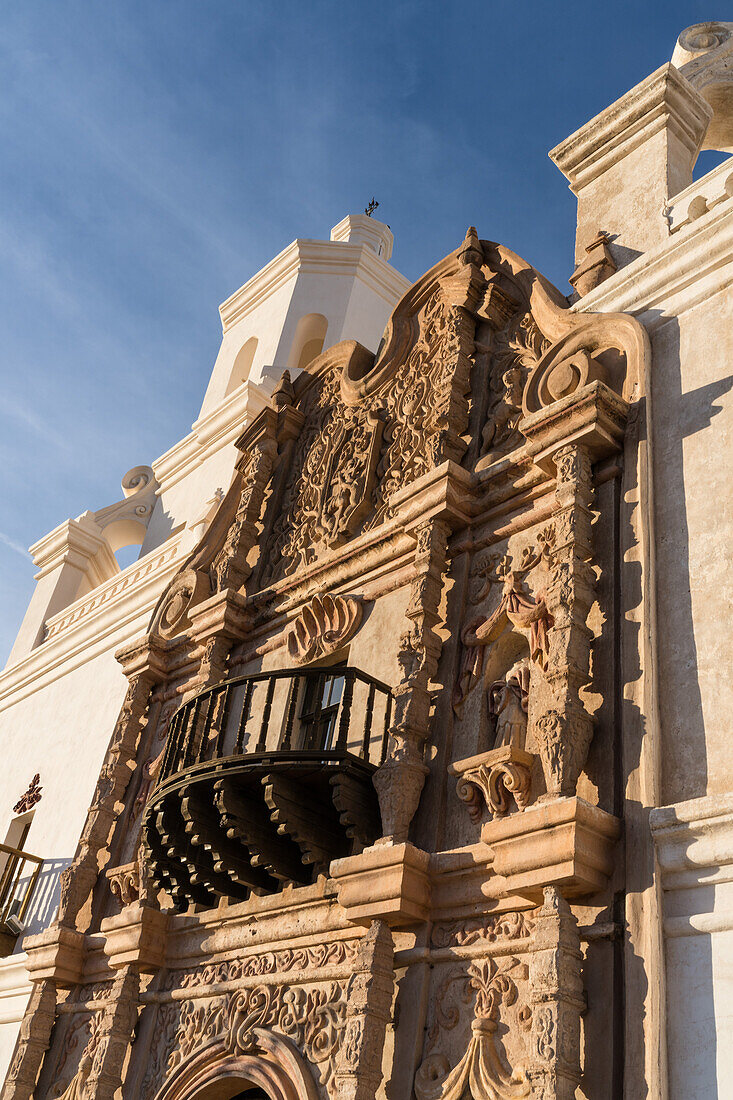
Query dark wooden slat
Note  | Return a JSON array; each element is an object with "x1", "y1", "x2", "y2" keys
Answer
[
  {"x1": 214, "y1": 779, "x2": 308, "y2": 885},
  {"x1": 262, "y1": 772, "x2": 346, "y2": 872},
  {"x1": 329, "y1": 772, "x2": 381, "y2": 852},
  {"x1": 180, "y1": 791, "x2": 268, "y2": 896}
]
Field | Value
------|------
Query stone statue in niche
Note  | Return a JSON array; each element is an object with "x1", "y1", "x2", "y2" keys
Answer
[{"x1": 489, "y1": 659, "x2": 529, "y2": 751}]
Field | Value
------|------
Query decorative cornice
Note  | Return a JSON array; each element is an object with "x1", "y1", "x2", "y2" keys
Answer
[
  {"x1": 153, "y1": 379, "x2": 272, "y2": 492},
  {"x1": 30, "y1": 517, "x2": 118, "y2": 583},
  {"x1": 219, "y1": 238, "x2": 410, "y2": 332},
  {"x1": 0, "y1": 533, "x2": 184, "y2": 710},
  {"x1": 550, "y1": 63, "x2": 712, "y2": 193},
  {"x1": 651, "y1": 793, "x2": 733, "y2": 937},
  {"x1": 651, "y1": 792, "x2": 733, "y2": 891}
]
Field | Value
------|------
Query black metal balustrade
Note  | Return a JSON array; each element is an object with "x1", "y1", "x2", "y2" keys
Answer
[
  {"x1": 144, "y1": 668, "x2": 393, "y2": 911},
  {"x1": 0, "y1": 842, "x2": 43, "y2": 955},
  {"x1": 159, "y1": 667, "x2": 392, "y2": 782}
]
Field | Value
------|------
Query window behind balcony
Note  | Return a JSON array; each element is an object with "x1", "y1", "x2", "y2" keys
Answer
[{"x1": 298, "y1": 664, "x2": 346, "y2": 751}]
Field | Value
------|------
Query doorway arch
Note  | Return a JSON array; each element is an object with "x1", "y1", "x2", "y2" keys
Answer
[{"x1": 153, "y1": 1027, "x2": 321, "y2": 1100}]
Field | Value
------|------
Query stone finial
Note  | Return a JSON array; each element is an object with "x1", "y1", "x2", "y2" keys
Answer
[
  {"x1": 458, "y1": 225, "x2": 483, "y2": 267},
  {"x1": 272, "y1": 369, "x2": 295, "y2": 408},
  {"x1": 568, "y1": 229, "x2": 616, "y2": 297}
]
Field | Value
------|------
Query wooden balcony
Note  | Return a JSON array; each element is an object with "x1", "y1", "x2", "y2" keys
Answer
[
  {"x1": 0, "y1": 842, "x2": 43, "y2": 956},
  {"x1": 143, "y1": 667, "x2": 392, "y2": 911}
]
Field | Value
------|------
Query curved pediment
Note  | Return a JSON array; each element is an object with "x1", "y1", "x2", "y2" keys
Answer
[{"x1": 149, "y1": 227, "x2": 648, "y2": 639}]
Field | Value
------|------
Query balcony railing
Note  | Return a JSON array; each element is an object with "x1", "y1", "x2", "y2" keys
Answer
[
  {"x1": 0, "y1": 842, "x2": 43, "y2": 954},
  {"x1": 159, "y1": 667, "x2": 393, "y2": 783},
  {"x1": 144, "y1": 667, "x2": 393, "y2": 910}
]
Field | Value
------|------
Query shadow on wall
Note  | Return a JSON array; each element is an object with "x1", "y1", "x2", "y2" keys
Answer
[
  {"x1": 19, "y1": 857, "x2": 70, "y2": 939},
  {"x1": 619, "y1": 312, "x2": 731, "y2": 1095},
  {"x1": 650, "y1": 313, "x2": 732, "y2": 803}
]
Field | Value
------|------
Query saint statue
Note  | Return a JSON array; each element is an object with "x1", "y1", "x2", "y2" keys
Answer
[{"x1": 488, "y1": 660, "x2": 529, "y2": 750}]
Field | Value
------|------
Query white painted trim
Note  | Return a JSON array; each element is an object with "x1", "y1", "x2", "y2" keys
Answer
[
  {"x1": 154, "y1": 379, "x2": 272, "y2": 491},
  {"x1": 0, "y1": 533, "x2": 184, "y2": 709},
  {"x1": 219, "y1": 239, "x2": 410, "y2": 333},
  {"x1": 573, "y1": 202, "x2": 733, "y2": 325}
]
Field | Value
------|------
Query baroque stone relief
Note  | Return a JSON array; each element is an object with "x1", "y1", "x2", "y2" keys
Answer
[{"x1": 287, "y1": 592, "x2": 363, "y2": 665}]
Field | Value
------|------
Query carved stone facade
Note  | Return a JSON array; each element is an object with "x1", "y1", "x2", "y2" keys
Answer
[{"x1": 5, "y1": 25, "x2": 733, "y2": 1098}]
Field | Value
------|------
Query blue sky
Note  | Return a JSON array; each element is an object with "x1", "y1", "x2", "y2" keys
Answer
[{"x1": 0, "y1": 1, "x2": 720, "y2": 663}]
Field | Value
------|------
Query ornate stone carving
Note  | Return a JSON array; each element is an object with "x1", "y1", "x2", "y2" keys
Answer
[
  {"x1": 450, "y1": 745, "x2": 534, "y2": 820},
  {"x1": 334, "y1": 921, "x2": 394, "y2": 1100},
  {"x1": 169, "y1": 939, "x2": 360, "y2": 989},
  {"x1": 150, "y1": 407, "x2": 280, "y2": 640},
  {"x1": 534, "y1": 443, "x2": 596, "y2": 799},
  {"x1": 453, "y1": 572, "x2": 552, "y2": 716},
  {"x1": 56, "y1": 649, "x2": 163, "y2": 931},
  {"x1": 415, "y1": 956, "x2": 531, "y2": 1100},
  {"x1": 165, "y1": 981, "x2": 346, "y2": 1098},
  {"x1": 481, "y1": 312, "x2": 549, "y2": 460},
  {"x1": 524, "y1": 888, "x2": 584, "y2": 1099},
  {"x1": 287, "y1": 592, "x2": 363, "y2": 664},
  {"x1": 375, "y1": 517, "x2": 452, "y2": 842},
  {"x1": 431, "y1": 912, "x2": 534, "y2": 949},
  {"x1": 106, "y1": 859, "x2": 141, "y2": 907},
  {"x1": 13, "y1": 773, "x2": 42, "y2": 815}
]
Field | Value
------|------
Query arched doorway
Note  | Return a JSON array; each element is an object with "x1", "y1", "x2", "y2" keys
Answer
[{"x1": 153, "y1": 1027, "x2": 321, "y2": 1100}]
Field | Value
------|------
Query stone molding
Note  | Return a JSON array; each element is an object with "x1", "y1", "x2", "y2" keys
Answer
[
  {"x1": 482, "y1": 797, "x2": 621, "y2": 899},
  {"x1": 219, "y1": 236, "x2": 410, "y2": 333},
  {"x1": 23, "y1": 926, "x2": 85, "y2": 986},
  {"x1": 0, "y1": 532, "x2": 183, "y2": 710},
  {"x1": 651, "y1": 792, "x2": 733, "y2": 902},
  {"x1": 549, "y1": 63, "x2": 712, "y2": 194},
  {"x1": 331, "y1": 842, "x2": 431, "y2": 927},
  {"x1": 0, "y1": 954, "x2": 31, "y2": 1028},
  {"x1": 100, "y1": 903, "x2": 168, "y2": 972}
]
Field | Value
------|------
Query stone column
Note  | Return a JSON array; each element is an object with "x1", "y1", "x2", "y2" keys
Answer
[
  {"x1": 535, "y1": 442, "x2": 596, "y2": 799},
  {"x1": 84, "y1": 968, "x2": 140, "y2": 1100},
  {"x1": 374, "y1": 518, "x2": 450, "y2": 842},
  {"x1": 56, "y1": 643, "x2": 164, "y2": 932},
  {"x1": 334, "y1": 921, "x2": 395, "y2": 1100},
  {"x1": 0, "y1": 981, "x2": 56, "y2": 1100},
  {"x1": 526, "y1": 887, "x2": 584, "y2": 1100}
]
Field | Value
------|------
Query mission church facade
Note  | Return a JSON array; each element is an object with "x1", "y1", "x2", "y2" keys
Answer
[{"x1": 0, "y1": 21, "x2": 731, "y2": 1100}]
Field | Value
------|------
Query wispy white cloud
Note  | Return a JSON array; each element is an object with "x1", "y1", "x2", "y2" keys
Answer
[{"x1": 0, "y1": 531, "x2": 31, "y2": 559}]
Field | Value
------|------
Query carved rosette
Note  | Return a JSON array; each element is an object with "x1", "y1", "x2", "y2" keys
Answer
[{"x1": 287, "y1": 592, "x2": 363, "y2": 664}]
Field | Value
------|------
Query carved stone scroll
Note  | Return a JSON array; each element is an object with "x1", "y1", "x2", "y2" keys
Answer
[
  {"x1": 450, "y1": 746, "x2": 534, "y2": 820},
  {"x1": 287, "y1": 592, "x2": 363, "y2": 664}
]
